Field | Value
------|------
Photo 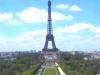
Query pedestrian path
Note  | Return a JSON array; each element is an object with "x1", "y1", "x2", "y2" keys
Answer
[
  {"x1": 55, "y1": 63, "x2": 66, "y2": 75},
  {"x1": 36, "y1": 62, "x2": 66, "y2": 75}
]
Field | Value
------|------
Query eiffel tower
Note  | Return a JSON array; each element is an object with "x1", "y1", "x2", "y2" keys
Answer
[{"x1": 41, "y1": 0, "x2": 59, "y2": 59}]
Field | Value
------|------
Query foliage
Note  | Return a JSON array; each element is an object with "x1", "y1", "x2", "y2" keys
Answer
[
  {"x1": 0, "y1": 52, "x2": 43, "y2": 75},
  {"x1": 58, "y1": 52, "x2": 100, "y2": 75}
]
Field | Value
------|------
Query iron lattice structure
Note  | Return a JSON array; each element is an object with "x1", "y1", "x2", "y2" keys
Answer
[{"x1": 42, "y1": 0, "x2": 58, "y2": 52}]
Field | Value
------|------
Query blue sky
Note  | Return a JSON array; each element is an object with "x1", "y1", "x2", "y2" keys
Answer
[{"x1": 0, "y1": 0, "x2": 100, "y2": 52}]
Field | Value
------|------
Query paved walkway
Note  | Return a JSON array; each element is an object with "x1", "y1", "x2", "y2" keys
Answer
[
  {"x1": 36, "y1": 58, "x2": 66, "y2": 75},
  {"x1": 55, "y1": 63, "x2": 66, "y2": 75}
]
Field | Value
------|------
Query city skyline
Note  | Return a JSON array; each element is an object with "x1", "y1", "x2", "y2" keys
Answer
[{"x1": 0, "y1": 0, "x2": 100, "y2": 52}]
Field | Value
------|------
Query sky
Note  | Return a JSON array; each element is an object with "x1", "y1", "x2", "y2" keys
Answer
[{"x1": 0, "y1": 0, "x2": 100, "y2": 52}]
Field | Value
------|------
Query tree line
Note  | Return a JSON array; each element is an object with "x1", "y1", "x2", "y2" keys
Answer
[
  {"x1": 0, "y1": 52, "x2": 43, "y2": 75},
  {"x1": 58, "y1": 52, "x2": 100, "y2": 75}
]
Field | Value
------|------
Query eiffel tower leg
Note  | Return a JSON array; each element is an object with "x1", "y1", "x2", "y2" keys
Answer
[
  {"x1": 44, "y1": 39, "x2": 48, "y2": 50},
  {"x1": 52, "y1": 39, "x2": 56, "y2": 49}
]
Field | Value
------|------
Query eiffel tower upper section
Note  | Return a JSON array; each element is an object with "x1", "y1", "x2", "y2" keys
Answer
[{"x1": 47, "y1": 0, "x2": 52, "y2": 35}]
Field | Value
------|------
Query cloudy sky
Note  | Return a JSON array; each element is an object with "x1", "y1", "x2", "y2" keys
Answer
[{"x1": 0, "y1": 0, "x2": 100, "y2": 52}]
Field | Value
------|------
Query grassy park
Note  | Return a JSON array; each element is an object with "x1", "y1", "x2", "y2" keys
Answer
[
  {"x1": 42, "y1": 61, "x2": 60, "y2": 75},
  {"x1": 42, "y1": 67, "x2": 59, "y2": 75}
]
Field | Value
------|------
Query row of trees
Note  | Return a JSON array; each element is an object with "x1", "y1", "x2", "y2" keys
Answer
[
  {"x1": 58, "y1": 52, "x2": 100, "y2": 75},
  {"x1": 0, "y1": 52, "x2": 43, "y2": 75}
]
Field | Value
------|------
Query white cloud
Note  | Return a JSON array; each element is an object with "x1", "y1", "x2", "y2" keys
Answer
[
  {"x1": 0, "y1": 13, "x2": 13, "y2": 23},
  {"x1": 17, "y1": 7, "x2": 73, "y2": 23},
  {"x1": 0, "y1": 23, "x2": 100, "y2": 52},
  {"x1": 16, "y1": 7, "x2": 47, "y2": 24},
  {"x1": 55, "y1": 23, "x2": 93, "y2": 33},
  {"x1": 91, "y1": 26, "x2": 100, "y2": 33},
  {"x1": 66, "y1": 23, "x2": 93, "y2": 32},
  {"x1": 52, "y1": 12, "x2": 73, "y2": 21},
  {"x1": 0, "y1": 30, "x2": 46, "y2": 51},
  {"x1": 0, "y1": 13, "x2": 13, "y2": 21},
  {"x1": 0, "y1": 13, "x2": 22, "y2": 24},
  {"x1": 95, "y1": 34, "x2": 100, "y2": 38},
  {"x1": 53, "y1": 23, "x2": 100, "y2": 51},
  {"x1": 56, "y1": 4, "x2": 69, "y2": 9},
  {"x1": 0, "y1": 7, "x2": 72, "y2": 25},
  {"x1": 17, "y1": 30, "x2": 46, "y2": 42},
  {"x1": 70, "y1": 4, "x2": 82, "y2": 11},
  {"x1": 90, "y1": 26, "x2": 100, "y2": 40},
  {"x1": 56, "y1": 4, "x2": 82, "y2": 11},
  {"x1": 0, "y1": 35, "x2": 5, "y2": 39},
  {"x1": 67, "y1": 35, "x2": 75, "y2": 39}
]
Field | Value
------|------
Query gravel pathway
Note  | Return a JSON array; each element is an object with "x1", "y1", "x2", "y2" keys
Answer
[{"x1": 55, "y1": 63, "x2": 66, "y2": 75}]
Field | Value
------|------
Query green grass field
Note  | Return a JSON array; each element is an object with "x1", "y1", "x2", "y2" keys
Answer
[{"x1": 42, "y1": 67, "x2": 59, "y2": 75}]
